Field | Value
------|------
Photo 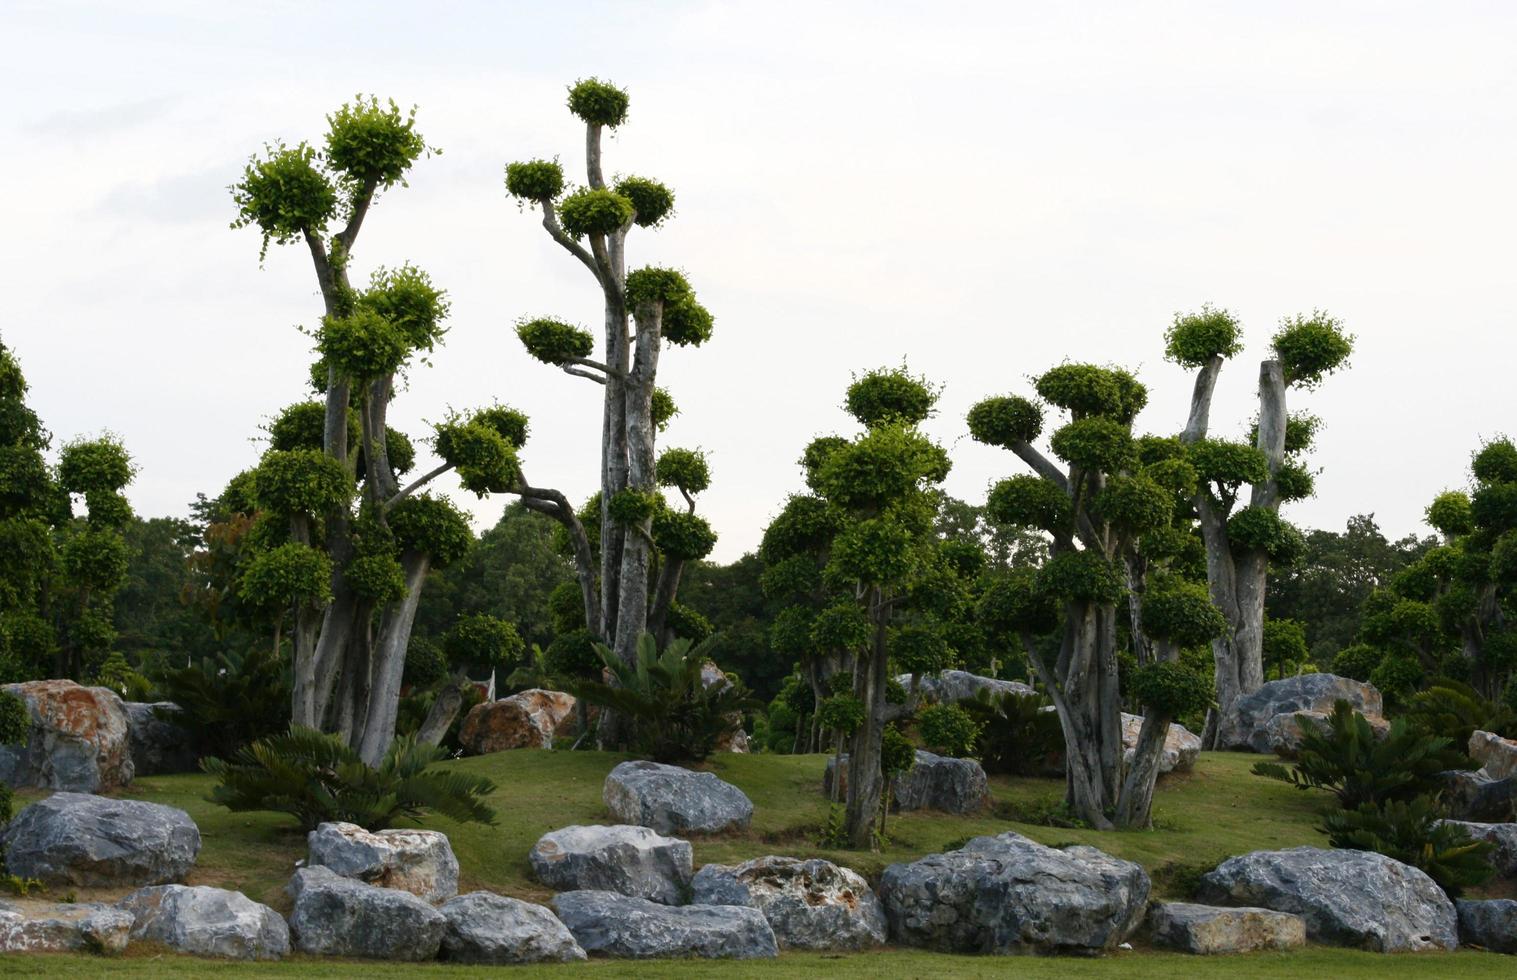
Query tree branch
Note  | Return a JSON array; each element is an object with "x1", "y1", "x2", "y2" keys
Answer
[
  {"x1": 335, "y1": 177, "x2": 380, "y2": 253},
  {"x1": 562, "y1": 366, "x2": 607, "y2": 385},
  {"x1": 586, "y1": 122, "x2": 605, "y2": 189},
  {"x1": 1010, "y1": 440, "x2": 1069, "y2": 492},
  {"x1": 538, "y1": 199, "x2": 601, "y2": 283},
  {"x1": 384, "y1": 462, "x2": 453, "y2": 513},
  {"x1": 1249, "y1": 359, "x2": 1288, "y2": 511},
  {"x1": 1182, "y1": 354, "x2": 1225, "y2": 445}
]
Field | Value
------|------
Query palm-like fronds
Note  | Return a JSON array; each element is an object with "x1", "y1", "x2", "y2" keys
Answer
[
  {"x1": 569, "y1": 632, "x2": 759, "y2": 762},
  {"x1": 1321, "y1": 795, "x2": 1495, "y2": 894},
  {"x1": 203, "y1": 726, "x2": 497, "y2": 831}
]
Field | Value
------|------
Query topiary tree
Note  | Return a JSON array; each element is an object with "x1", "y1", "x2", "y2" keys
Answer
[
  {"x1": 504, "y1": 79, "x2": 717, "y2": 708},
  {"x1": 969, "y1": 362, "x2": 1220, "y2": 829},
  {"x1": 0, "y1": 341, "x2": 136, "y2": 683},
  {"x1": 1167, "y1": 305, "x2": 1353, "y2": 746},
  {"x1": 414, "y1": 614, "x2": 524, "y2": 745},
  {"x1": 231, "y1": 98, "x2": 527, "y2": 763}
]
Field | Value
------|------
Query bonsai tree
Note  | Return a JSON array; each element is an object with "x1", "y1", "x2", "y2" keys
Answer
[
  {"x1": 504, "y1": 78, "x2": 717, "y2": 694},
  {"x1": 0, "y1": 341, "x2": 135, "y2": 683},
  {"x1": 968, "y1": 363, "x2": 1218, "y2": 828},
  {"x1": 231, "y1": 98, "x2": 525, "y2": 762},
  {"x1": 1167, "y1": 305, "x2": 1353, "y2": 745},
  {"x1": 414, "y1": 613, "x2": 524, "y2": 745}
]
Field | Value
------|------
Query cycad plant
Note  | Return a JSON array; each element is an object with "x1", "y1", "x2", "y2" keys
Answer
[
  {"x1": 1252, "y1": 699, "x2": 1474, "y2": 810},
  {"x1": 1320, "y1": 795, "x2": 1494, "y2": 894},
  {"x1": 570, "y1": 633, "x2": 758, "y2": 763},
  {"x1": 151, "y1": 645, "x2": 291, "y2": 759},
  {"x1": 203, "y1": 726, "x2": 497, "y2": 831},
  {"x1": 961, "y1": 689, "x2": 1064, "y2": 776},
  {"x1": 1405, "y1": 678, "x2": 1517, "y2": 748}
]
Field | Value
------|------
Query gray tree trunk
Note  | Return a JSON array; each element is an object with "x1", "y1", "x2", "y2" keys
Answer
[
  {"x1": 844, "y1": 590, "x2": 890, "y2": 848},
  {"x1": 358, "y1": 552, "x2": 431, "y2": 764}
]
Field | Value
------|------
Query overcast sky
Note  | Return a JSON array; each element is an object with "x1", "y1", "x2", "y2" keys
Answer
[{"x1": 3, "y1": 1, "x2": 1515, "y2": 561}]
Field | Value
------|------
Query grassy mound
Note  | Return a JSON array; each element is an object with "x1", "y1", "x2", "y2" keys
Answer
[{"x1": 5, "y1": 750, "x2": 1513, "y2": 975}]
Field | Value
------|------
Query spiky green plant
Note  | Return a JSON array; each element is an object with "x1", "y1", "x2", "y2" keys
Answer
[
  {"x1": 569, "y1": 633, "x2": 759, "y2": 763},
  {"x1": 1320, "y1": 795, "x2": 1495, "y2": 895},
  {"x1": 961, "y1": 689, "x2": 1064, "y2": 776},
  {"x1": 1405, "y1": 678, "x2": 1517, "y2": 747},
  {"x1": 202, "y1": 726, "x2": 497, "y2": 831},
  {"x1": 1252, "y1": 699, "x2": 1474, "y2": 810},
  {"x1": 150, "y1": 645, "x2": 291, "y2": 759}
]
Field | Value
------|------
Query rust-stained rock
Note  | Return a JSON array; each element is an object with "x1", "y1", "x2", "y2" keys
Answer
[
  {"x1": 459, "y1": 689, "x2": 576, "y2": 754},
  {"x1": 0, "y1": 680, "x2": 133, "y2": 792}
]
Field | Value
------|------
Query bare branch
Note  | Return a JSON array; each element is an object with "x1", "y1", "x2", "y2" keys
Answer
[
  {"x1": 585, "y1": 123, "x2": 605, "y2": 189},
  {"x1": 538, "y1": 199, "x2": 601, "y2": 283},
  {"x1": 1182, "y1": 354, "x2": 1225, "y2": 444},
  {"x1": 335, "y1": 177, "x2": 380, "y2": 253},
  {"x1": 562, "y1": 366, "x2": 607, "y2": 385},
  {"x1": 384, "y1": 462, "x2": 452, "y2": 513},
  {"x1": 1010, "y1": 440, "x2": 1069, "y2": 492}
]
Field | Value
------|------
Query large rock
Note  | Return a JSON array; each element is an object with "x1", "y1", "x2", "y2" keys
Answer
[
  {"x1": 1221, "y1": 674, "x2": 1385, "y2": 754},
  {"x1": 1147, "y1": 902, "x2": 1306, "y2": 954},
  {"x1": 459, "y1": 689, "x2": 576, "y2": 754},
  {"x1": 1441, "y1": 820, "x2": 1517, "y2": 876},
  {"x1": 897, "y1": 669, "x2": 1036, "y2": 704},
  {"x1": 0, "y1": 680, "x2": 134, "y2": 792},
  {"x1": 529, "y1": 824, "x2": 692, "y2": 905},
  {"x1": 825, "y1": 750, "x2": 988, "y2": 814},
  {"x1": 440, "y1": 891, "x2": 586, "y2": 964},
  {"x1": 1121, "y1": 713, "x2": 1201, "y2": 774},
  {"x1": 1456, "y1": 898, "x2": 1517, "y2": 954},
  {"x1": 1470, "y1": 730, "x2": 1517, "y2": 781},
  {"x1": 879, "y1": 832, "x2": 1150, "y2": 954},
  {"x1": 286, "y1": 865, "x2": 444, "y2": 960},
  {"x1": 1197, "y1": 846, "x2": 1457, "y2": 952},
  {"x1": 691, "y1": 856, "x2": 885, "y2": 951},
  {"x1": 603, "y1": 760, "x2": 753, "y2": 835},
  {"x1": 118, "y1": 884, "x2": 289, "y2": 960},
  {"x1": 2, "y1": 792, "x2": 200, "y2": 887},
  {"x1": 307, "y1": 821, "x2": 458, "y2": 903},
  {"x1": 551, "y1": 889, "x2": 778, "y2": 959},
  {"x1": 1441, "y1": 768, "x2": 1517, "y2": 822},
  {"x1": 123, "y1": 701, "x2": 199, "y2": 776},
  {"x1": 699, "y1": 663, "x2": 751, "y2": 753},
  {"x1": 0, "y1": 901, "x2": 133, "y2": 954}
]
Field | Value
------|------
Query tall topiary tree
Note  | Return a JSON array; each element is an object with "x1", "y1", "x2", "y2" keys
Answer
[
  {"x1": 232, "y1": 98, "x2": 526, "y2": 763},
  {"x1": 0, "y1": 342, "x2": 136, "y2": 682},
  {"x1": 504, "y1": 79, "x2": 717, "y2": 696},
  {"x1": 1167, "y1": 305, "x2": 1353, "y2": 746},
  {"x1": 968, "y1": 363, "x2": 1219, "y2": 829}
]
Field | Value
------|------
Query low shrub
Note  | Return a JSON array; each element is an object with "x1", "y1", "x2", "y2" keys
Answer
[
  {"x1": 203, "y1": 726, "x2": 497, "y2": 832},
  {"x1": 917, "y1": 702, "x2": 980, "y2": 758},
  {"x1": 1321, "y1": 795, "x2": 1494, "y2": 895},
  {"x1": 151, "y1": 645, "x2": 291, "y2": 759},
  {"x1": 961, "y1": 689, "x2": 1063, "y2": 776}
]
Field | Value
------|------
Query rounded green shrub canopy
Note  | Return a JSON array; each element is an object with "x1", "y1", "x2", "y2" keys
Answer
[
  {"x1": 1035, "y1": 364, "x2": 1146, "y2": 422},
  {"x1": 1049, "y1": 417, "x2": 1135, "y2": 473},
  {"x1": 1164, "y1": 304, "x2": 1242, "y2": 368},
  {"x1": 558, "y1": 188, "x2": 634, "y2": 238},
  {"x1": 517, "y1": 318, "x2": 594, "y2": 365},
  {"x1": 967, "y1": 395, "x2": 1043, "y2": 447},
  {"x1": 614, "y1": 176, "x2": 674, "y2": 227},
  {"x1": 1038, "y1": 550, "x2": 1124, "y2": 605},
  {"x1": 567, "y1": 77, "x2": 629, "y2": 127},
  {"x1": 505, "y1": 159, "x2": 565, "y2": 201},
  {"x1": 986, "y1": 475, "x2": 1072, "y2": 533},
  {"x1": 254, "y1": 449, "x2": 352, "y2": 517},
  {"x1": 845, "y1": 368, "x2": 937, "y2": 428},
  {"x1": 1271, "y1": 312, "x2": 1353, "y2": 389},
  {"x1": 1140, "y1": 579, "x2": 1227, "y2": 647},
  {"x1": 656, "y1": 447, "x2": 710, "y2": 495}
]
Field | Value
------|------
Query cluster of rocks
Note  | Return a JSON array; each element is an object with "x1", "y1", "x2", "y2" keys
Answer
[
  {"x1": 1219, "y1": 673, "x2": 1388, "y2": 756},
  {"x1": 1448, "y1": 728, "x2": 1517, "y2": 820},
  {"x1": 0, "y1": 680, "x2": 200, "y2": 794}
]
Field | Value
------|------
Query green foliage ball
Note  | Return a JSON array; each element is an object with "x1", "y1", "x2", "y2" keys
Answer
[
  {"x1": 231, "y1": 142, "x2": 336, "y2": 253},
  {"x1": 614, "y1": 176, "x2": 674, "y2": 227},
  {"x1": 1142, "y1": 457, "x2": 1198, "y2": 496},
  {"x1": 845, "y1": 367, "x2": 937, "y2": 428},
  {"x1": 1226, "y1": 507, "x2": 1304, "y2": 564},
  {"x1": 1164, "y1": 304, "x2": 1242, "y2": 367},
  {"x1": 254, "y1": 449, "x2": 352, "y2": 517},
  {"x1": 58, "y1": 437, "x2": 133, "y2": 495},
  {"x1": 1271, "y1": 312, "x2": 1354, "y2": 389},
  {"x1": 435, "y1": 420, "x2": 517, "y2": 496},
  {"x1": 918, "y1": 702, "x2": 980, "y2": 758},
  {"x1": 505, "y1": 159, "x2": 565, "y2": 201},
  {"x1": 1141, "y1": 579, "x2": 1227, "y2": 646},
  {"x1": 344, "y1": 553, "x2": 407, "y2": 603},
  {"x1": 664, "y1": 600, "x2": 712, "y2": 643},
  {"x1": 85, "y1": 489, "x2": 133, "y2": 529},
  {"x1": 360, "y1": 264, "x2": 449, "y2": 352},
  {"x1": 815, "y1": 425, "x2": 944, "y2": 509},
  {"x1": 759, "y1": 494, "x2": 842, "y2": 562},
  {"x1": 324, "y1": 96, "x2": 427, "y2": 189},
  {"x1": 1188, "y1": 438, "x2": 1269, "y2": 489},
  {"x1": 60, "y1": 527, "x2": 129, "y2": 592},
  {"x1": 558, "y1": 188, "x2": 634, "y2": 238},
  {"x1": 1472, "y1": 482, "x2": 1517, "y2": 535},
  {"x1": 986, "y1": 475, "x2": 1071, "y2": 532},
  {"x1": 1330, "y1": 643, "x2": 1384, "y2": 682},
  {"x1": 1129, "y1": 661, "x2": 1212, "y2": 718},
  {"x1": 1035, "y1": 364, "x2": 1146, "y2": 422},
  {"x1": 769, "y1": 606, "x2": 816, "y2": 657},
  {"x1": 653, "y1": 510, "x2": 717, "y2": 561},
  {"x1": 811, "y1": 602, "x2": 870, "y2": 652},
  {"x1": 1473, "y1": 438, "x2": 1517, "y2": 486},
  {"x1": 1274, "y1": 462, "x2": 1315, "y2": 502},
  {"x1": 445, "y1": 614, "x2": 524, "y2": 669},
  {"x1": 656, "y1": 448, "x2": 710, "y2": 495},
  {"x1": 891, "y1": 623, "x2": 951, "y2": 676},
  {"x1": 1427, "y1": 491, "x2": 1475, "y2": 537},
  {"x1": 470, "y1": 406, "x2": 529, "y2": 449},
  {"x1": 388, "y1": 494, "x2": 472, "y2": 568},
  {"x1": 1093, "y1": 474, "x2": 1172, "y2": 535},
  {"x1": 828, "y1": 515, "x2": 917, "y2": 586},
  {"x1": 567, "y1": 77, "x2": 630, "y2": 127},
  {"x1": 517, "y1": 318, "x2": 594, "y2": 366},
  {"x1": 817, "y1": 694, "x2": 866, "y2": 735},
  {"x1": 319, "y1": 308, "x2": 410, "y2": 382},
  {"x1": 269, "y1": 401, "x2": 329, "y2": 453},
  {"x1": 651, "y1": 387, "x2": 679, "y2": 431},
  {"x1": 759, "y1": 554, "x2": 820, "y2": 600},
  {"x1": 1262, "y1": 618, "x2": 1310, "y2": 671},
  {"x1": 978, "y1": 568, "x2": 1058, "y2": 634},
  {"x1": 1037, "y1": 550, "x2": 1124, "y2": 605},
  {"x1": 545, "y1": 628, "x2": 601, "y2": 679},
  {"x1": 1369, "y1": 653, "x2": 1424, "y2": 702},
  {"x1": 607, "y1": 488, "x2": 660, "y2": 526},
  {"x1": 547, "y1": 581, "x2": 586, "y2": 633},
  {"x1": 403, "y1": 637, "x2": 447, "y2": 688},
  {"x1": 882, "y1": 725, "x2": 916, "y2": 775},
  {"x1": 1049, "y1": 417, "x2": 1135, "y2": 473},
  {"x1": 239, "y1": 542, "x2": 333, "y2": 609},
  {"x1": 966, "y1": 395, "x2": 1043, "y2": 447}
]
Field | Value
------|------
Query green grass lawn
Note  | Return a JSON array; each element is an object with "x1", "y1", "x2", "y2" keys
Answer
[{"x1": 5, "y1": 750, "x2": 1511, "y2": 975}]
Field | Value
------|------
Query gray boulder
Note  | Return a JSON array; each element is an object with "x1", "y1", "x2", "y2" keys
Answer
[
  {"x1": 1147, "y1": 902, "x2": 1306, "y2": 954},
  {"x1": 897, "y1": 670, "x2": 1036, "y2": 704},
  {"x1": 1, "y1": 792, "x2": 200, "y2": 887},
  {"x1": 286, "y1": 865, "x2": 444, "y2": 960},
  {"x1": 1221, "y1": 673, "x2": 1384, "y2": 754},
  {"x1": 530, "y1": 824, "x2": 692, "y2": 905},
  {"x1": 123, "y1": 702, "x2": 199, "y2": 776},
  {"x1": 1121, "y1": 712, "x2": 1201, "y2": 774},
  {"x1": 440, "y1": 891, "x2": 586, "y2": 964},
  {"x1": 1441, "y1": 768, "x2": 1517, "y2": 822},
  {"x1": 603, "y1": 760, "x2": 753, "y2": 835},
  {"x1": 1456, "y1": 898, "x2": 1517, "y2": 954},
  {"x1": 1197, "y1": 846, "x2": 1457, "y2": 951},
  {"x1": 825, "y1": 750, "x2": 988, "y2": 814},
  {"x1": 0, "y1": 901, "x2": 133, "y2": 954},
  {"x1": 0, "y1": 679, "x2": 134, "y2": 792},
  {"x1": 1470, "y1": 730, "x2": 1517, "y2": 781},
  {"x1": 691, "y1": 855, "x2": 885, "y2": 951},
  {"x1": 1441, "y1": 820, "x2": 1517, "y2": 876},
  {"x1": 879, "y1": 832, "x2": 1150, "y2": 954},
  {"x1": 118, "y1": 884, "x2": 289, "y2": 960},
  {"x1": 551, "y1": 889, "x2": 778, "y2": 959},
  {"x1": 307, "y1": 821, "x2": 459, "y2": 902}
]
